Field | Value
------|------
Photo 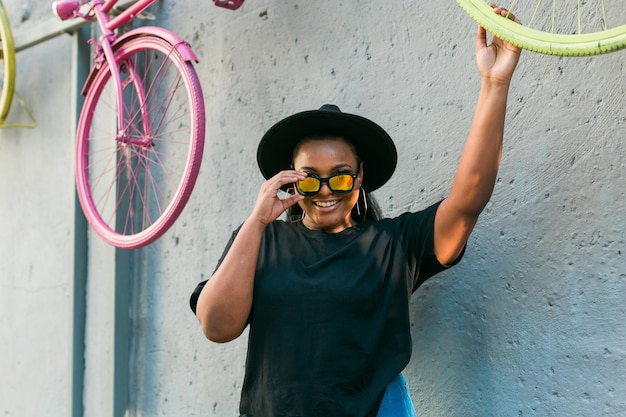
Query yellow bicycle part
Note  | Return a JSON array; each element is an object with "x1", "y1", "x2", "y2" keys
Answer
[
  {"x1": 456, "y1": 0, "x2": 626, "y2": 56},
  {"x1": 0, "y1": 0, "x2": 16, "y2": 124}
]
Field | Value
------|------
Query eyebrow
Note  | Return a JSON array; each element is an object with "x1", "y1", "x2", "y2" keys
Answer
[{"x1": 296, "y1": 163, "x2": 355, "y2": 172}]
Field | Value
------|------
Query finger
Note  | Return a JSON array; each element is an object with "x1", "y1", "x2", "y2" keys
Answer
[
  {"x1": 496, "y1": 8, "x2": 518, "y2": 23},
  {"x1": 509, "y1": 12, "x2": 521, "y2": 24},
  {"x1": 476, "y1": 24, "x2": 488, "y2": 51},
  {"x1": 490, "y1": 3, "x2": 521, "y2": 24},
  {"x1": 280, "y1": 194, "x2": 304, "y2": 209},
  {"x1": 279, "y1": 170, "x2": 308, "y2": 181},
  {"x1": 268, "y1": 170, "x2": 307, "y2": 192}
]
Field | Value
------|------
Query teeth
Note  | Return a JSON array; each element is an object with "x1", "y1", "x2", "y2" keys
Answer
[{"x1": 315, "y1": 200, "x2": 338, "y2": 207}]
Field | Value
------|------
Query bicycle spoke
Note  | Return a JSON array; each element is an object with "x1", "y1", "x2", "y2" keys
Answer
[{"x1": 600, "y1": 0, "x2": 608, "y2": 31}]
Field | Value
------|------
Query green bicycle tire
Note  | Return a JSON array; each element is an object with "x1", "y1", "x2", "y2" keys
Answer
[
  {"x1": 0, "y1": 0, "x2": 16, "y2": 124},
  {"x1": 456, "y1": 0, "x2": 626, "y2": 56}
]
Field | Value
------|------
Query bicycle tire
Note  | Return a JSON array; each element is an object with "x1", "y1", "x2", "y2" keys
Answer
[
  {"x1": 0, "y1": 0, "x2": 16, "y2": 125},
  {"x1": 456, "y1": 0, "x2": 626, "y2": 56},
  {"x1": 76, "y1": 34, "x2": 205, "y2": 249}
]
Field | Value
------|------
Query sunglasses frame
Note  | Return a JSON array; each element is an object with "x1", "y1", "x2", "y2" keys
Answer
[{"x1": 294, "y1": 169, "x2": 360, "y2": 197}]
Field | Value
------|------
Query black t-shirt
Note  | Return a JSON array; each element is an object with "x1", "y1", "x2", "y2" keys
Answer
[{"x1": 190, "y1": 201, "x2": 460, "y2": 417}]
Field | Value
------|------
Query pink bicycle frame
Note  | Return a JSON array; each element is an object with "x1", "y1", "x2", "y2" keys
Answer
[
  {"x1": 68, "y1": 0, "x2": 198, "y2": 134},
  {"x1": 91, "y1": 0, "x2": 197, "y2": 61}
]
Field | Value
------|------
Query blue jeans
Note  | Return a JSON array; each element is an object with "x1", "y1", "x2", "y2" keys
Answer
[{"x1": 376, "y1": 374, "x2": 418, "y2": 417}]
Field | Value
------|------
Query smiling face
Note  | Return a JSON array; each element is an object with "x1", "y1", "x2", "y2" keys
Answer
[{"x1": 292, "y1": 137, "x2": 363, "y2": 233}]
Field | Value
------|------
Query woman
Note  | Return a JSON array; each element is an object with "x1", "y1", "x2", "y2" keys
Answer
[{"x1": 191, "y1": 9, "x2": 521, "y2": 417}]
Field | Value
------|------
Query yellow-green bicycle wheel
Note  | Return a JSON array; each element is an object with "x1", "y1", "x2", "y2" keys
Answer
[
  {"x1": 0, "y1": 0, "x2": 16, "y2": 125},
  {"x1": 457, "y1": 0, "x2": 626, "y2": 56}
]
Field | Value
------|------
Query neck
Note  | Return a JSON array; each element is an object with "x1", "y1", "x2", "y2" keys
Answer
[{"x1": 301, "y1": 217, "x2": 354, "y2": 233}]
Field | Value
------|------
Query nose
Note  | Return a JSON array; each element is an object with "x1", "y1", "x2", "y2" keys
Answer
[{"x1": 318, "y1": 181, "x2": 333, "y2": 195}]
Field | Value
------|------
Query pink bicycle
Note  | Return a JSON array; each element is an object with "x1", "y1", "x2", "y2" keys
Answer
[{"x1": 51, "y1": 0, "x2": 241, "y2": 249}]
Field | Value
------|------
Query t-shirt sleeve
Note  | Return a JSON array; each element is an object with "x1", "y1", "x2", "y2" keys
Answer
[
  {"x1": 189, "y1": 225, "x2": 242, "y2": 315},
  {"x1": 395, "y1": 200, "x2": 465, "y2": 292}
]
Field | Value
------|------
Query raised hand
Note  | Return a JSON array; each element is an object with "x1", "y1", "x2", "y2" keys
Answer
[
  {"x1": 250, "y1": 170, "x2": 306, "y2": 226},
  {"x1": 475, "y1": 3, "x2": 522, "y2": 85}
]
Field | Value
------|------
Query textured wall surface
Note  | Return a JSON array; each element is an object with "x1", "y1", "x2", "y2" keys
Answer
[{"x1": 1, "y1": 1, "x2": 624, "y2": 416}]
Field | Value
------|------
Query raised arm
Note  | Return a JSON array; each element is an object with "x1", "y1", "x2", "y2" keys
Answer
[
  {"x1": 434, "y1": 7, "x2": 521, "y2": 265},
  {"x1": 195, "y1": 170, "x2": 305, "y2": 342}
]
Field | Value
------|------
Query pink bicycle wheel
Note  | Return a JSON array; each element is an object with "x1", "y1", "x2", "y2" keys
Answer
[{"x1": 76, "y1": 34, "x2": 205, "y2": 249}]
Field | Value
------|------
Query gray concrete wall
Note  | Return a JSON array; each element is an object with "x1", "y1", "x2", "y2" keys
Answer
[{"x1": 1, "y1": 1, "x2": 624, "y2": 416}]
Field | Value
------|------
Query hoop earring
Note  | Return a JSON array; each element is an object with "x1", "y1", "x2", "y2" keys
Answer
[
  {"x1": 290, "y1": 211, "x2": 305, "y2": 223},
  {"x1": 361, "y1": 189, "x2": 368, "y2": 220},
  {"x1": 355, "y1": 187, "x2": 367, "y2": 221}
]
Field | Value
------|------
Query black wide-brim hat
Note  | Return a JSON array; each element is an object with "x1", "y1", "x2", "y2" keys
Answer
[{"x1": 257, "y1": 104, "x2": 397, "y2": 192}]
